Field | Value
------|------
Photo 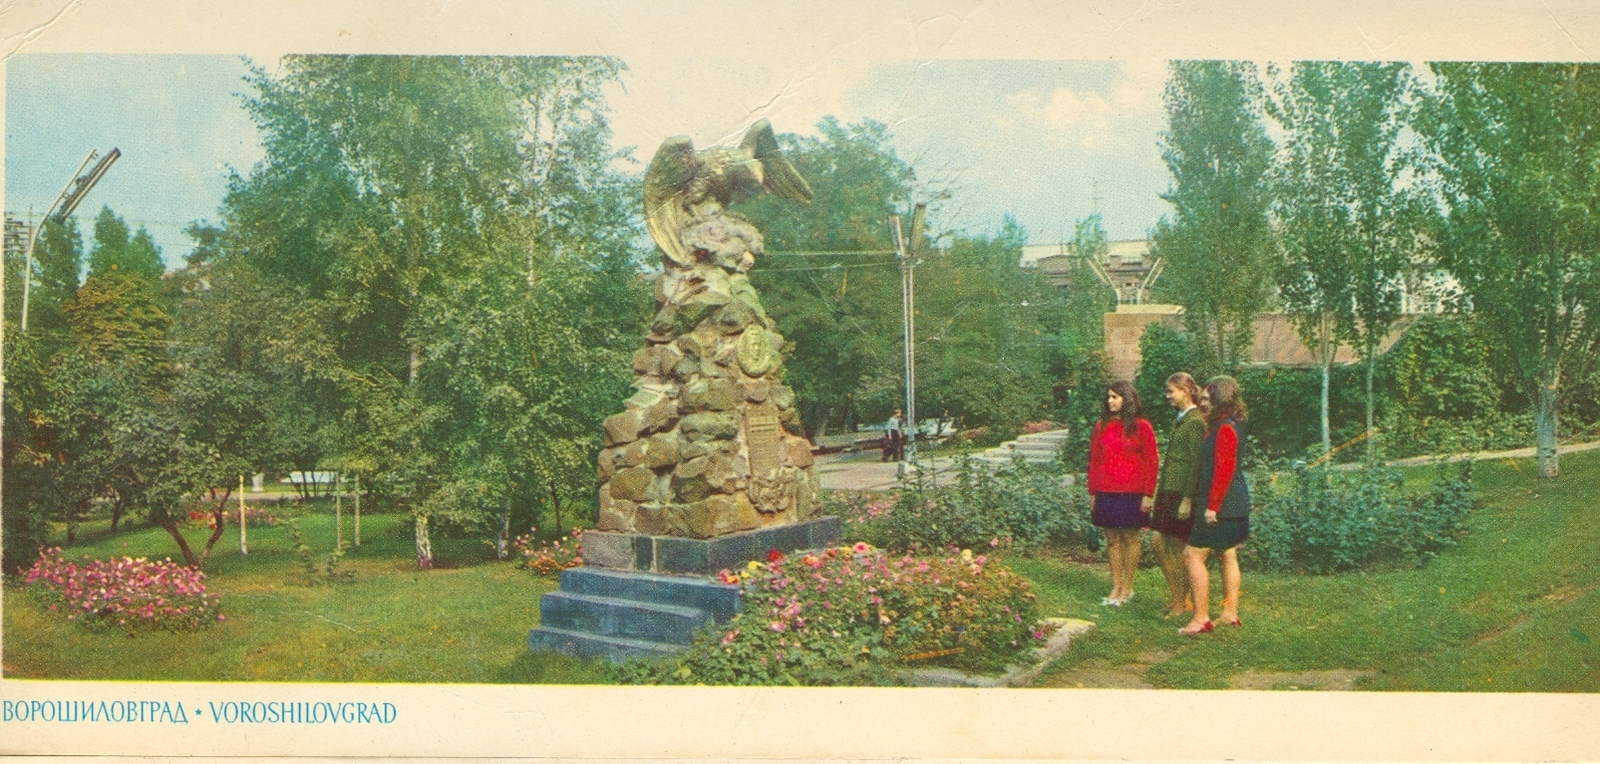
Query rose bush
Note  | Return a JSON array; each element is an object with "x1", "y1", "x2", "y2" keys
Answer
[
  {"x1": 513, "y1": 527, "x2": 584, "y2": 577},
  {"x1": 22, "y1": 547, "x2": 223, "y2": 632},
  {"x1": 632, "y1": 543, "x2": 1050, "y2": 686}
]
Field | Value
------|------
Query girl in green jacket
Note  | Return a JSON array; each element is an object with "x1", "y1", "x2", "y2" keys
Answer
[{"x1": 1149, "y1": 372, "x2": 1205, "y2": 620}]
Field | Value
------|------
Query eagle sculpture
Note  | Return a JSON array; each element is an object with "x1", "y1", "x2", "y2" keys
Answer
[{"x1": 643, "y1": 118, "x2": 813, "y2": 268}]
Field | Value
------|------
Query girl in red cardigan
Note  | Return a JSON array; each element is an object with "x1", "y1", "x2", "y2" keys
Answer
[{"x1": 1087, "y1": 380, "x2": 1159, "y2": 606}]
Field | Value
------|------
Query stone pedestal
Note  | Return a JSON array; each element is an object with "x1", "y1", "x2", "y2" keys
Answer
[
  {"x1": 582, "y1": 515, "x2": 841, "y2": 575},
  {"x1": 528, "y1": 516, "x2": 841, "y2": 661}
]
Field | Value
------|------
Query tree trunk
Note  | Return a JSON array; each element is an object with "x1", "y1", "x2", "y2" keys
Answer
[
  {"x1": 197, "y1": 488, "x2": 233, "y2": 568},
  {"x1": 1364, "y1": 347, "x2": 1376, "y2": 462},
  {"x1": 496, "y1": 498, "x2": 510, "y2": 561},
  {"x1": 110, "y1": 495, "x2": 125, "y2": 533},
  {"x1": 159, "y1": 520, "x2": 201, "y2": 569},
  {"x1": 414, "y1": 514, "x2": 433, "y2": 569},
  {"x1": 549, "y1": 479, "x2": 564, "y2": 537},
  {"x1": 1536, "y1": 379, "x2": 1560, "y2": 478},
  {"x1": 1320, "y1": 358, "x2": 1332, "y2": 458}
]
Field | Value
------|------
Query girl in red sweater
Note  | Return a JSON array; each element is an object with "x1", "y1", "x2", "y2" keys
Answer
[{"x1": 1087, "y1": 380, "x2": 1159, "y2": 606}]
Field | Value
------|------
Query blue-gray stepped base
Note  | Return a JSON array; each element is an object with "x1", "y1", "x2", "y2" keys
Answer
[
  {"x1": 529, "y1": 517, "x2": 843, "y2": 662},
  {"x1": 580, "y1": 516, "x2": 842, "y2": 575},
  {"x1": 528, "y1": 567, "x2": 741, "y2": 662}
]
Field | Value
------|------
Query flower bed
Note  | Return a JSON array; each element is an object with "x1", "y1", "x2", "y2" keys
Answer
[
  {"x1": 22, "y1": 548, "x2": 223, "y2": 632},
  {"x1": 632, "y1": 543, "x2": 1050, "y2": 686},
  {"x1": 513, "y1": 527, "x2": 584, "y2": 576}
]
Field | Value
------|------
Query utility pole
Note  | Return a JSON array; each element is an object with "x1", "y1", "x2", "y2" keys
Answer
[
  {"x1": 893, "y1": 203, "x2": 927, "y2": 471},
  {"x1": 21, "y1": 148, "x2": 121, "y2": 334}
]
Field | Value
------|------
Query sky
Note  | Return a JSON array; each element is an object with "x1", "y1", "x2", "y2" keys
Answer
[{"x1": 5, "y1": 53, "x2": 1173, "y2": 268}]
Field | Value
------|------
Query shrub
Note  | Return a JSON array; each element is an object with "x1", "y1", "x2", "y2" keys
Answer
[
  {"x1": 283, "y1": 519, "x2": 354, "y2": 586},
  {"x1": 630, "y1": 543, "x2": 1049, "y2": 685},
  {"x1": 1244, "y1": 461, "x2": 1475, "y2": 573},
  {"x1": 22, "y1": 547, "x2": 223, "y2": 631},
  {"x1": 185, "y1": 506, "x2": 278, "y2": 530},
  {"x1": 829, "y1": 456, "x2": 1093, "y2": 554},
  {"x1": 513, "y1": 526, "x2": 584, "y2": 576}
]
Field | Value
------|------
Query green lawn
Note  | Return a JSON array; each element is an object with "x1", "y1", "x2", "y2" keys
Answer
[
  {"x1": 1017, "y1": 449, "x2": 1600, "y2": 691},
  {"x1": 2, "y1": 508, "x2": 609, "y2": 684},
  {"x1": 4, "y1": 450, "x2": 1598, "y2": 689}
]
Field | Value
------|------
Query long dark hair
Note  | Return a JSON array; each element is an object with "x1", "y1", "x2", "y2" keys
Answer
[
  {"x1": 1101, "y1": 380, "x2": 1143, "y2": 429},
  {"x1": 1205, "y1": 375, "x2": 1248, "y2": 427}
]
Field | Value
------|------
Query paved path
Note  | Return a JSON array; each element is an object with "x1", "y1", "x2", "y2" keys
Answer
[{"x1": 1381, "y1": 439, "x2": 1600, "y2": 466}]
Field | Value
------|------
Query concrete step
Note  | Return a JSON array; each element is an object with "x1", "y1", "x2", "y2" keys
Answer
[
  {"x1": 559, "y1": 567, "x2": 742, "y2": 623},
  {"x1": 539, "y1": 591, "x2": 715, "y2": 646},
  {"x1": 527, "y1": 626, "x2": 686, "y2": 662}
]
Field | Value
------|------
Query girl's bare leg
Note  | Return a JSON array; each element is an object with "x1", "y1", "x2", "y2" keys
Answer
[
  {"x1": 1104, "y1": 529, "x2": 1125, "y2": 601},
  {"x1": 1182, "y1": 546, "x2": 1211, "y2": 631},
  {"x1": 1154, "y1": 534, "x2": 1191, "y2": 614},
  {"x1": 1121, "y1": 531, "x2": 1142, "y2": 600},
  {"x1": 1219, "y1": 547, "x2": 1242, "y2": 623}
]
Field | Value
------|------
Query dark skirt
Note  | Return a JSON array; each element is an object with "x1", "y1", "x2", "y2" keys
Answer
[
  {"x1": 1188, "y1": 514, "x2": 1250, "y2": 551},
  {"x1": 1146, "y1": 490, "x2": 1192, "y2": 542},
  {"x1": 1092, "y1": 492, "x2": 1145, "y2": 530}
]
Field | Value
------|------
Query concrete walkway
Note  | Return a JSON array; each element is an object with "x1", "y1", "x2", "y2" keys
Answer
[
  {"x1": 816, "y1": 428, "x2": 1070, "y2": 492},
  {"x1": 1381, "y1": 439, "x2": 1600, "y2": 467}
]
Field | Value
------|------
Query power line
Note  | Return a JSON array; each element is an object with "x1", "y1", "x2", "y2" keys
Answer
[
  {"x1": 753, "y1": 262, "x2": 900, "y2": 274},
  {"x1": 763, "y1": 249, "x2": 895, "y2": 257}
]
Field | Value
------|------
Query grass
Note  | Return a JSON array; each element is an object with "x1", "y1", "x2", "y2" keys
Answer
[
  {"x1": 1017, "y1": 449, "x2": 1600, "y2": 691},
  {"x1": 2, "y1": 506, "x2": 612, "y2": 684},
  {"x1": 4, "y1": 450, "x2": 1598, "y2": 690}
]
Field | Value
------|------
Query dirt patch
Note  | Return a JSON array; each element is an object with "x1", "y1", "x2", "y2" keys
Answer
[
  {"x1": 1228, "y1": 669, "x2": 1375, "y2": 691},
  {"x1": 1470, "y1": 612, "x2": 1530, "y2": 646},
  {"x1": 1050, "y1": 666, "x2": 1155, "y2": 689},
  {"x1": 1042, "y1": 648, "x2": 1173, "y2": 689},
  {"x1": 1541, "y1": 584, "x2": 1596, "y2": 605}
]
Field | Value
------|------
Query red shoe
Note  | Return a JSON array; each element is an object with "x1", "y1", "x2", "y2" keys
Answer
[
  {"x1": 1224, "y1": 617, "x2": 1242, "y2": 628},
  {"x1": 1179, "y1": 621, "x2": 1214, "y2": 636}
]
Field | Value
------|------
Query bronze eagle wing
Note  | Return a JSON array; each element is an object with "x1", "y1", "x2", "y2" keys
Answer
[{"x1": 643, "y1": 135, "x2": 701, "y2": 267}]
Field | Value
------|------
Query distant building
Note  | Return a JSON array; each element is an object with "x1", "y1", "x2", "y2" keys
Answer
[
  {"x1": 4, "y1": 215, "x2": 35, "y2": 260},
  {"x1": 1021, "y1": 239, "x2": 1161, "y2": 305}
]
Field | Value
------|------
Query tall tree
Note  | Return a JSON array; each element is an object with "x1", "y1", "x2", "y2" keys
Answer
[
  {"x1": 738, "y1": 117, "x2": 915, "y2": 436},
  {"x1": 1150, "y1": 60, "x2": 1275, "y2": 370},
  {"x1": 88, "y1": 206, "x2": 166, "y2": 282},
  {"x1": 223, "y1": 55, "x2": 641, "y2": 566},
  {"x1": 1419, "y1": 63, "x2": 1600, "y2": 477},
  {"x1": 914, "y1": 217, "x2": 1066, "y2": 430},
  {"x1": 29, "y1": 218, "x2": 86, "y2": 335},
  {"x1": 1268, "y1": 61, "x2": 1418, "y2": 458}
]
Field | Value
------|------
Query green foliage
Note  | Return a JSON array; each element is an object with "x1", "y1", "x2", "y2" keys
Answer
[
  {"x1": 220, "y1": 55, "x2": 646, "y2": 565},
  {"x1": 740, "y1": 118, "x2": 1065, "y2": 436},
  {"x1": 1246, "y1": 461, "x2": 1475, "y2": 573},
  {"x1": 88, "y1": 206, "x2": 166, "y2": 283},
  {"x1": 282, "y1": 518, "x2": 354, "y2": 585},
  {"x1": 831, "y1": 456, "x2": 1094, "y2": 554},
  {"x1": 1384, "y1": 314, "x2": 1498, "y2": 421},
  {"x1": 1150, "y1": 61, "x2": 1276, "y2": 370},
  {"x1": 737, "y1": 117, "x2": 911, "y2": 436},
  {"x1": 914, "y1": 218, "x2": 1067, "y2": 429},
  {"x1": 1133, "y1": 322, "x2": 1200, "y2": 425},
  {"x1": 1420, "y1": 63, "x2": 1600, "y2": 476},
  {"x1": 628, "y1": 544, "x2": 1045, "y2": 685},
  {"x1": 1054, "y1": 346, "x2": 1112, "y2": 472}
]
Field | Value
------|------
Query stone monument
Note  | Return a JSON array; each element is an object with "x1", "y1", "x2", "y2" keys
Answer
[
  {"x1": 585, "y1": 118, "x2": 834, "y2": 564},
  {"x1": 530, "y1": 122, "x2": 841, "y2": 660}
]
